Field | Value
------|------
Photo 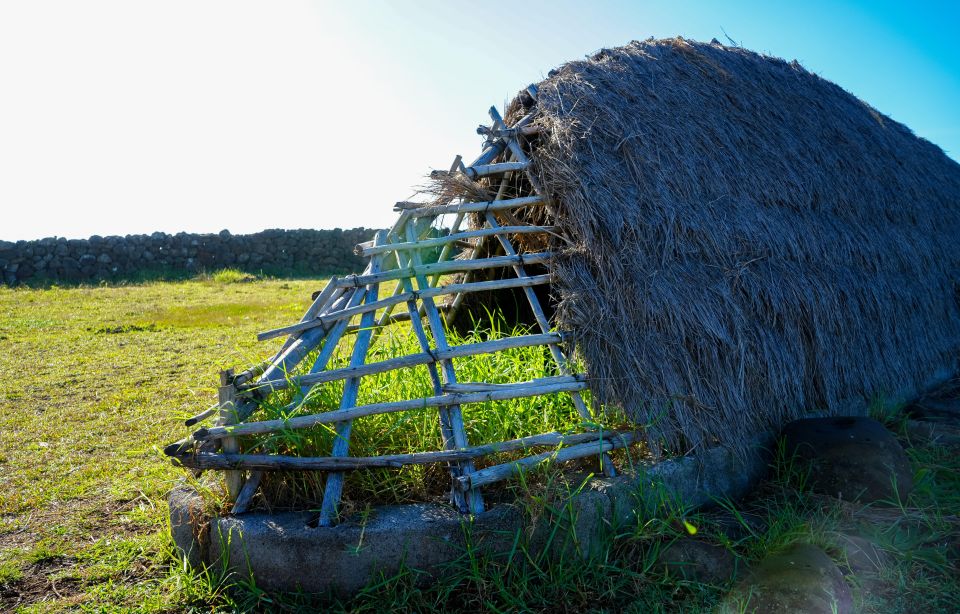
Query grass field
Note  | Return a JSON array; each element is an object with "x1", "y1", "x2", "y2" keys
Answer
[{"x1": 1, "y1": 277, "x2": 957, "y2": 612}]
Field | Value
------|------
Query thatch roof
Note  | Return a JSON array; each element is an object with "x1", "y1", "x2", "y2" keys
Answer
[{"x1": 512, "y1": 37, "x2": 960, "y2": 454}]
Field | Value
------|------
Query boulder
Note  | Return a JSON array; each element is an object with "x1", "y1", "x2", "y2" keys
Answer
[
  {"x1": 657, "y1": 538, "x2": 738, "y2": 584},
  {"x1": 782, "y1": 416, "x2": 913, "y2": 503},
  {"x1": 724, "y1": 543, "x2": 852, "y2": 614},
  {"x1": 827, "y1": 532, "x2": 888, "y2": 576}
]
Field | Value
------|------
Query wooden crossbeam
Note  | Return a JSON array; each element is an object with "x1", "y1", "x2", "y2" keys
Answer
[
  {"x1": 194, "y1": 376, "x2": 587, "y2": 442},
  {"x1": 456, "y1": 433, "x2": 635, "y2": 492},
  {"x1": 171, "y1": 430, "x2": 631, "y2": 471},
  {"x1": 257, "y1": 274, "x2": 551, "y2": 342},
  {"x1": 356, "y1": 224, "x2": 556, "y2": 258},
  {"x1": 394, "y1": 194, "x2": 545, "y2": 217}
]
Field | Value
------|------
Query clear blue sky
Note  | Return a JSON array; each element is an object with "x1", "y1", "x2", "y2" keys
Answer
[{"x1": 1, "y1": 1, "x2": 957, "y2": 240}]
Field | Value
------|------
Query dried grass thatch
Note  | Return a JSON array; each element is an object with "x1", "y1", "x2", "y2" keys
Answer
[{"x1": 509, "y1": 37, "x2": 960, "y2": 455}]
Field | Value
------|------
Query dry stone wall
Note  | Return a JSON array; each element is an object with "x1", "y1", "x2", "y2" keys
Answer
[{"x1": 0, "y1": 228, "x2": 375, "y2": 285}]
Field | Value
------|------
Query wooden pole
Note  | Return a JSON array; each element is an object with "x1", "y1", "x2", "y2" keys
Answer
[
  {"x1": 184, "y1": 403, "x2": 219, "y2": 427},
  {"x1": 390, "y1": 234, "x2": 466, "y2": 511},
  {"x1": 257, "y1": 274, "x2": 551, "y2": 342},
  {"x1": 402, "y1": 222, "x2": 484, "y2": 514},
  {"x1": 455, "y1": 433, "x2": 636, "y2": 492},
  {"x1": 488, "y1": 107, "x2": 544, "y2": 194},
  {"x1": 317, "y1": 230, "x2": 387, "y2": 527},
  {"x1": 171, "y1": 431, "x2": 632, "y2": 471},
  {"x1": 483, "y1": 211, "x2": 616, "y2": 478},
  {"x1": 428, "y1": 211, "x2": 465, "y2": 288},
  {"x1": 394, "y1": 194, "x2": 545, "y2": 217},
  {"x1": 357, "y1": 224, "x2": 556, "y2": 258},
  {"x1": 231, "y1": 470, "x2": 262, "y2": 514},
  {"x1": 334, "y1": 251, "x2": 552, "y2": 289},
  {"x1": 257, "y1": 287, "x2": 358, "y2": 385},
  {"x1": 464, "y1": 161, "x2": 529, "y2": 180},
  {"x1": 250, "y1": 333, "x2": 564, "y2": 395},
  {"x1": 195, "y1": 378, "x2": 587, "y2": 442},
  {"x1": 217, "y1": 369, "x2": 244, "y2": 501}
]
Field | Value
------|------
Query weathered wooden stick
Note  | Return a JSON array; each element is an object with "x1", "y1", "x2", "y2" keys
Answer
[
  {"x1": 455, "y1": 432, "x2": 636, "y2": 492},
  {"x1": 172, "y1": 431, "x2": 628, "y2": 471},
  {"x1": 464, "y1": 161, "x2": 529, "y2": 180},
  {"x1": 368, "y1": 214, "x2": 463, "y2": 340},
  {"x1": 251, "y1": 288, "x2": 348, "y2": 386},
  {"x1": 394, "y1": 194, "x2": 544, "y2": 217},
  {"x1": 257, "y1": 274, "x2": 551, "y2": 342},
  {"x1": 301, "y1": 276, "x2": 342, "y2": 322},
  {"x1": 427, "y1": 211, "x2": 466, "y2": 288},
  {"x1": 257, "y1": 287, "x2": 358, "y2": 385},
  {"x1": 195, "y1": 378, "x2": 589, "y2": 442},
  {"x1": 402, "y1": 221, "x2": 484, "y2": 514},
  {"x1": 184, "y1": 403, "x2": 219, "y2": 427},
  {"x1": 442, "y1": 170, "x2": 512, "y2": 326},
  {"x1": 390, "y1": 244, "x2": 466, "y2": 512},
  {"x1": 357, "y1": 225, "x2": 556, "y2": 258},
  {"x1": 218, "y1": 370, "x2": 244, "y2": 501},
  {"x1": 251, "y1": 333, "x2": 565, "y2": 394},
  {"x1": 318, "y1": 230, "x2": 387, "y2": 527},
  {"x1": 489, "y1": 107, "x2": 544, "y2": 194},
  {"x1": 344, "y1": 306, "x2": 451, "y2": 335},
  {"x1": 442, "y1": 375, "x2": 582, "y2": 393},
  {"x1": 164, "y1": 436, "x2": 195, "y2": 457},
  {"x1": 482, "y1": 212, "x2": 614, "y2": 476},
  {"x1": 477, "y1": 125, "x2": 542, "y2": 138},
  {"x1": 468, "y1": 111, "x2": 536, "y2": 168},
  {"x1": 231, "y1": 470, "x2": 262, "y2": 514},
  {"x1": 233, "y1": 360, "x2": 272, "y2": 388},
  {"x1": 292, "y1": 264, "x2": 370, "y2": 403},
  {"x1": 335, "y1": 251, "x2": 552, "y2": 289},
  {"x1": 259, "y1": 279, "x2": 345, "y2": 371}
]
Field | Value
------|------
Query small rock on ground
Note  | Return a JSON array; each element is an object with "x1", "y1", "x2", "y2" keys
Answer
[
  {"x1": 657, "y1": 538, "x2": 738, "y2": 584},
  {"x1": 723, "y1": 543, "x2": 853, "y2": 614},
  {"x1": 782, "y1": 416, "x2": 913, "y2": 503},
  {"x1": 827, "y1": 532, "x2": 889, "y2": 576}
]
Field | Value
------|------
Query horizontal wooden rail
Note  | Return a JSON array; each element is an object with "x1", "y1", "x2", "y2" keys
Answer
[
  {"x1": 356, "y1": 225, "x2": 556, "y2": 257},
  {"x1": 334, "y1": 252, "x2": 552, "y2": 289},
  {"x1": 464, "y1": 161, "x2": 528, "y2": 179},
  {"x1": 455, "y1": 432, "x2": 637, "y2": 491},
  {"x1": 169, "y1": 430, "x2": 626, "y2": 470},
  {"x1": 250, "y1": 332, "x2": 565, "y2": 394},
  {"x1": 476, "y1": 125, "x2": 541, "y2": 138},
  {"x1": 393, "y1": 195, "x2": 545, "y2": 217},
  {"x1": 442, "y1": 375, "x2": 582, "y2": 393},
  {"x1": 194, "y1": 376, "x2": 588, "y2": 442},
  {"x1": 258, "y1": 274, "x2": 551, "y2": 342},
  {"x1": 343, "y1": 307, "x2": 448, "y2": 335}
]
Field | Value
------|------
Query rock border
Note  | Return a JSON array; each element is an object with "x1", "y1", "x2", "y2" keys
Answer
[{"x1": 169, "y1": 435, "x2": 772, "y2": 594}]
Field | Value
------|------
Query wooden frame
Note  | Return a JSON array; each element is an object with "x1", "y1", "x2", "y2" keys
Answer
[{"x1": 165, "y1": 86, "x2": 628, "y2": 523}]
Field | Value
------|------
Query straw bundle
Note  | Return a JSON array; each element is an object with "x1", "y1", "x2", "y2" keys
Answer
[{"x1": 513, "y1": 37, "x2": 960, "y2": 455}]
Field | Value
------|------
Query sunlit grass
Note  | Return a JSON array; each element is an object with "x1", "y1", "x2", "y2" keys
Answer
[
  {"x1": 236, "y1": 314, "x2": 611, "y2": 508},
  {"x1": 1, "y1": 279, "x2": 957, "y2": 612}
]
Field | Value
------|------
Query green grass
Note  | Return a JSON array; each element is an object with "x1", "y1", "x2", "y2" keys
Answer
[
  {"x1": 0, "y1": 277, "x2": 957, "y2": 612},
  {"x1": 235, "y1": 315, "x2": 614, "y2": 510}
]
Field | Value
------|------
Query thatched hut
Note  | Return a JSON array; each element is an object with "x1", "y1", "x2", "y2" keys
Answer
[
  {"x1": 168, "y1": 37, "x2": 960, "y2": 522},
  {"x1": 506, "y1": 36, "x2": 960, "y2": 456}
]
